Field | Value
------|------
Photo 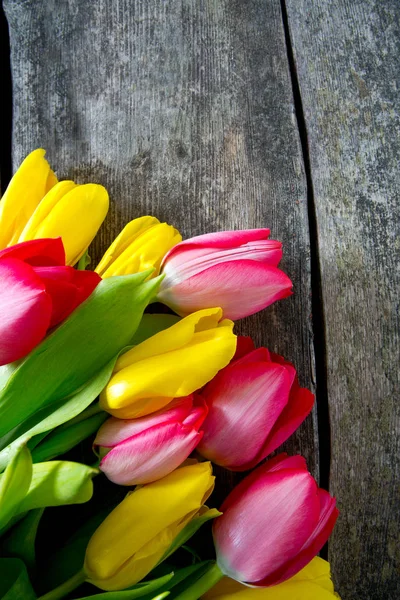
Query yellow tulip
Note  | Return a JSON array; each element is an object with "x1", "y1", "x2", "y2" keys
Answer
[
  {"x1": 84, "y1": 461, "x2": 215, "y2": 591},
  {"x1": 99, "y1": 307, "x2": 237, "y2": 419},
  {"x1": 0, "y1": 149, "x2": 57, "y2": 247},
  {"x1": 0, "y1": 149, "x2": 109, "y2": 265},
  {"x1": 95, "y1": 216, "x2": 181, "y2": 278},
  {"x1": 202, "y1": 557, "x2": 340, "y2": 600}
]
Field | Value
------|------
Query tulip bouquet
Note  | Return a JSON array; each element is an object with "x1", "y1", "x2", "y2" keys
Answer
[{"x1": 0, "y1": 150, "x2": 340, "y2": 600}]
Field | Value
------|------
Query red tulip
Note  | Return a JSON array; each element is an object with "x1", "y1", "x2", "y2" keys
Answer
[
  {"x1": 0, "y1": 238, "x2": 101, "y2": 365},
  {"x1": 95, "y1": 396, "x2": 207, "y2": 485},
  {"x1": 212, "y1": 454, "x2": 338, "y2": 587},
  {"x1": 197, "y1": 338, "x2": 314, "y2": 470},
  {"x1": 158, "y1": 230, "x2": 293, "y2": 320}
]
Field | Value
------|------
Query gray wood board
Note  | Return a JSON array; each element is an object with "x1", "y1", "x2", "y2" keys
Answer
[
  {"x1": 4, "y1": 0, "x2": 318, "y2": 495},
  {"x1": 285, "y1": 1, "x2": 400, "y2": 598}
]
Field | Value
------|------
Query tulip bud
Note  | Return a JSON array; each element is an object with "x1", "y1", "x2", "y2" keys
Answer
[
  {"x1": 100, "y1": 307, "x2": 237, "y2": 419},
  {"x1": 212, "y1": 454, "x2": 338, "y2": 587},
  {"x1": 197, "y1": 339, "x2": 314, "y2": 470},
  {"x1": 202, "y1": 557, "x2": 339, "y2": 600},
  {"x1": 0, "y1": 239, "x2": 101, "y2": 365},
  {"x1": 95, "y1": 396, "x2": 207, "y2": 485},
  {"x1": 95, "y1": 216, "x2": 181, "y2": 278},
  {"x1": 0, "y1": 149, "x2": 109, "y2": 265},
  {"x1": 158, "y1": 230, "x2": 293, "y2": 320},
  {"x1": 84, "y1": 462, "x2": 215, "y2": 591}
]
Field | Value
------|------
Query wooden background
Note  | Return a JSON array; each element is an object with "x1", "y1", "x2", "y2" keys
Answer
[{"x1": 1, "y1": 0, "x2": 399, "y2": 598}]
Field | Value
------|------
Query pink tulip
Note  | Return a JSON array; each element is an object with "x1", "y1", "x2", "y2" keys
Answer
[
  {"x1": 0, "y1": 238, "x2": 101, "y2": 365},
  {"x1": 158, "y1": 229, "x2": 293, "y2": 320},
  {"x1": 196, "y1": 338, "x2": 314, "y2": 470},
  {"x1": 95, "y1": 396, "x2": 207, "y2": 485},
  {"x1": 213, "y1": 453, "x2": 339, "y2": 587}
]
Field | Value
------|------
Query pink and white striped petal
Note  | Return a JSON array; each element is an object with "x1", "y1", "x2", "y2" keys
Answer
[{"x1": 99, "y1": 421, "x2": 203, "y2": 485}]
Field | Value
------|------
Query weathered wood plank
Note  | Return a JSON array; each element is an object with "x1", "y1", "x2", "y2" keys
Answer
[
  {"x1": 285, "y1": 1, "x2": 400, "y2": 598},
  {"x1": 4, "y1": 0, "x2": 317, "y2": 482}
]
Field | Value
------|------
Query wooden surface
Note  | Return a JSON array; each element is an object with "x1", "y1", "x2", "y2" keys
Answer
[
  {"x1": 285, "y1": 1, "x2": 400, "y2": 598},
  {"x1": 2, "y1": 0, "x2": 399, "y2": 598}
]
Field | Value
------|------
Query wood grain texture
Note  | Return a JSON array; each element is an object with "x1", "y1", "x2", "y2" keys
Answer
[
  {"x1": 285, "y1": 1, "x2": 400, "y2": 598},
  {"x1": 3, "y1": 0, "x2": 317, "y2": 488}
]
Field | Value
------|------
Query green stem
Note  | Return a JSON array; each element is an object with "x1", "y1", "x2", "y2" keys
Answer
[
  {"x1": 37, "y1": 569, "x2": 87, "y2": 600},
  {"x1": 172, "y1": 562, "x2": 224, "y2": 600}
]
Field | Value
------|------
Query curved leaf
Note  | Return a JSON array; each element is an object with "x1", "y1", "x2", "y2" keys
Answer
[
  {"x1": 0, "y1": 446, "x2": 32, "y2": 531},
  {"x1": 0, "y1": 273, "x2": 161, "y2": 437},
  {"x1": 0, "y1": 558, "x2": 36, "y2": 599},
  {"x1": 0, "y1": 508, "x2": 44, "y2": 572},
  {"x1": 18, "y1": 461, "x2": 97, "y2": 513}
]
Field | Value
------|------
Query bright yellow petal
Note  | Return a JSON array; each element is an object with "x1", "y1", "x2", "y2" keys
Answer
[
  {"x1": 100, "y1": 316, "x2": 236, "y2": 419},
  {"x1": 18, "y1": 181, "x2": 77, "y2": 243},
  {"x1": 0, "y1": 149, "x2": 57, "y2": 248},
  {"x1": 85, "y1": 462, "x2": 214, "y2": 590},
  {"x1": 203, "y1": 559, "x2": 339, "y2": 600},
  {"x1": 291, "y1": 557, "x2": 335, "y2": 592},
  {"x1": 99, "y1": 223, "x2": 182, "y2": 278},
  {"x1": 45, "y1": 168, "x2": 58, "y2": 192},
  {"x1": 31, "y1": 183, "x2": 109, "y2": 265},
  {"x1": 95, "y1": 216, "x2": 161, "y2": 276},
  {"x1": 115, "y1": 307, "x2": 223, "y2": 372}
]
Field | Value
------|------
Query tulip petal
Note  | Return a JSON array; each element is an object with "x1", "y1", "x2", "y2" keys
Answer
[
  {"x1": 162, "y1": 229, "x2": 272, "y2": 264},
  {"x1": 95, "y1": 216, "x2": 161, "y2": 275},
  {"x1": 94, "y1": 396, "x2": 194, "y2": 447},
  {"x1": 262, "y1": 453, "x2": 308, "y2": 474},
  {"x1": 33, "y1": 266, "x2": 101, "y2": 327},
  {"x1": 232, "y1": 336, "x2": 255, "y2": 360},
  {"x1": 85, "y1": 462, "x2": 214, "y2": 590},
  {"x1": 257, "y1": 384, "x2": 314, "y2": 463},
  {"x1": 213, "y1": 469, "x2": 321, "y2": 583},
  {"x1": 0, "y1": 149, "x2": 55, "y2": 248},
  {"x1": 203, "y1": 573, "x2": 338, "y2": 599},
  {"x1": 258, "y1": 491, "x2": 339, "y2": 587},
  {"x1": 18, "y1": 181, "x2": 77, "y2": 243},
  {"x1": 100, "y1": 313, "x2": 236, "y2": 419},
  {"x1": 97, "y1": 220, "x2": 181, "y2": 278},
  {"x1": 100, "y1": 421, "x2": 203, "y2": 485},
  {"x1": 114, "y1": 307, "x2": 224, "y2": 372},
  {"x1": 0, "y1": 238, "x2": 66, "y2": 266},
  {"x1": 158, "y1": 260, "x2": 293, "y2": 320},
  {"x1": 198, "y1": 362, "x2": 292, "y2": 469},
  {"x1": 30, "y1": 184, "x2": 109, "y2": 266},
  {"x1": 0, "y1": 258, "x2": 52, "y2": 365},
  {"x1": 161, "y1": 240, "x2": 283, "y2": 289}
]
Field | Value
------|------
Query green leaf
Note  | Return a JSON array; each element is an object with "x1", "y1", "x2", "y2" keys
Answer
[
  {"x1": 18, "y1": 461, "x2": 98, "y2": 513},
  {"x1": 75, "y1": 574, "x2": 174, "y2": 600},
  {"x1": 39, "y1": 504, "x2": 115, "y2": 591},
  {"x1": 0, "y1": 446, "x2": 32, "y2": 531},
  {"x1": 131, "y1": 314, "x2": 180, "y2": 345},
  {"x1": 0, "y1": 346, "x2": 123, "y2": 471},
  {"x1": 0, "y1": 508, "x2": 44, "y2": 572},
  {"x1": 149, "y1": 562, "x2": 213, "y2": 592},
  {"x1": 0, "y1": 273, "x2": 162, "y2": 438},
  {"x1": 0, "y1": 558, "x2": 37, "y2": 599},
  {"x1": 31, "y1": 412, "x2": 107, "y2": 463},
  {"x1": 158, "y1": 509, "x2": 221, "y2": 565}
]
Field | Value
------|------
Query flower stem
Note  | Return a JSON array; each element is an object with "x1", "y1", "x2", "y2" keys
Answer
[
  {"x1": 37, "y1": 569, "x2": 86, "y2": 600},
  {"x1": 172, "y1": 562, "x2": 224, "y2": 600}
]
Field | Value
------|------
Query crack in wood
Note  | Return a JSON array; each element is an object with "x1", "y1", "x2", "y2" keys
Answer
[{"x1": 280, "y1": 0, "x2": 332, "y2": 504}]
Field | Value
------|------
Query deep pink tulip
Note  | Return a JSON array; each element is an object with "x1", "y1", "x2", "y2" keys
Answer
[
  {"x1": 0, "y1": 238, "x2": 101, "y2": 365},
  {"x1": 213, "y1": 453, "x2": 339, "y2": 587},
  {"x1": 95, "y1": 396, "x2": 207, "y2": 485},
  {"x1": 197, "y1": 338, "x2": 314, "y2": 470},
  {"x1": 158, "y1": 229, "x2": 293, "y2": 320}
]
